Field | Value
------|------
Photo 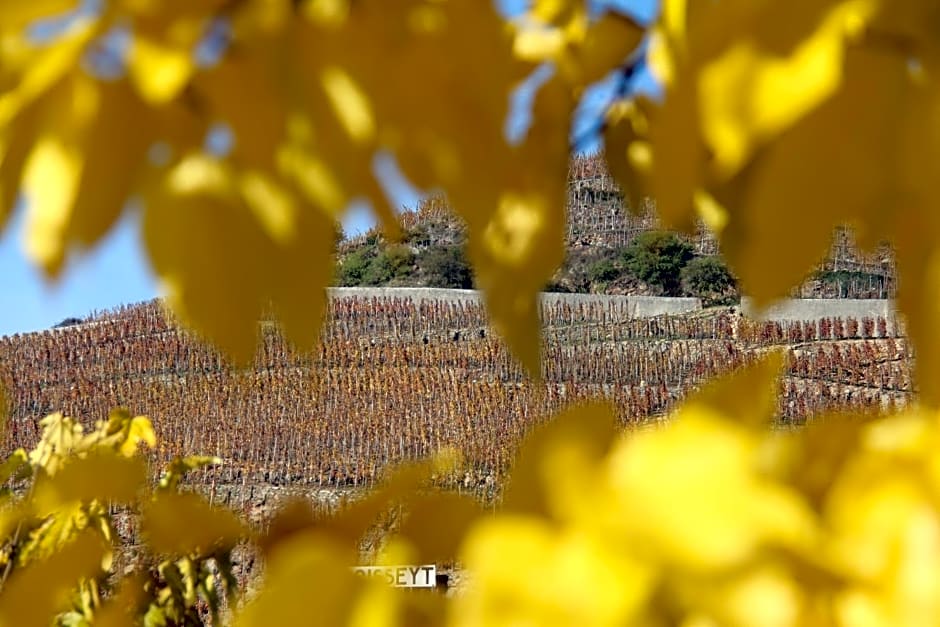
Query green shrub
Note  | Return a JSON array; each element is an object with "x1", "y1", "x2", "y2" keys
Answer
[
  {"x1": 361, "y1": 245, "x2": 415, "y2": 285},
  {"x1": 336, "y1": 247, "x2": 377, "y2": 286},
  {"x1": 681, "y1": 255, "x2": 739, "y2": 305},
  {"x1": 588, "y1": 259, "x2": 621, "y2": 284},
  {"x1": 420, "y1": 245, "x2": 473, "y2": 288},
  {"x1": 623, "y1": 231, "x2": 694, "y2": 296}
]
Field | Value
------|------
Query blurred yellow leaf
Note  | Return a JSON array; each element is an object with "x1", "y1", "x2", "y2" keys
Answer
[
  {"x1": 824, "y1": 414, "x2": 940, "y2": 624},
  {"x1": 63, "y1": 80, "x2": 154, "y2": 252},
  {"x1": 158, "y1": 455, "x2": 221, "y2": 493},
  {"x1": 647, "y1": 67, "x2": 702, "y2": 232},
  {"x1": 454, "y1": 517, "x2": 653, "y2": 627},
  {"x1": 0, "y1": 530, "x2": 105, "y2": 627},
  {"x1": 143, "y1": 493, "x2": 246, "y2": 555},
  {"x1": 468, "y1": 75, "x2": 571, "y2": 373},
  {"x1": 0, "y1": 19, "x2": 93, "y2": 129},
  {"x1": 93, "y1": 573, "x2": 146, "y2": 627},
  {"x1": 604, "y1": 97, "x2": 653, "y2": 211},
  {"x1": 235, "y1": 533, "x2": 369, "y2": 627},
  {"x1": 320, "y1": 66, "x2": 375, "y2": 144},
  {"x1": 396, "y1": 493, "x2": 482, "y2": 564},
  {"x1": 92, "y1": 408, "x2": 156, "y2": 457},
  {"x1": 531, "y1": 0, "x2": 583, "y2": 29},
  {"x1": 572, "y1": 11, "x2": 644, "y2": 85},
  {"x1": 686, "y1": 351, "x2": 786, "y2": 427},
  {"x1": 0, "y1": 1, "x2": 78, "y2": 34},
  {"x1": 699, "y1": 0, "x2": 877, "y2": 176},
  {"x1": 118, "y1": 415, "x2": 156, "y2": 458},
  {"x1": 21, "y1": 74, "x2": 153, "y2": 275},
  {"x1": 195, "y1": 50, "x2": 286, "y2": 171},
  {"x1": 600, "y1": 364, "x2": 819, "y2": 571},
  {"x1": 33, "y1": 453, "x2": 146, "y2": 513},
  {"x1": 503, "y1": 401, "x2": 616, "y2": 523},
  {"x1": 143, "y1": 154, "x2": 334, "y2": 362},
  {"x1": 128, "y1": 36, "x2": 194, "y2": 104}
]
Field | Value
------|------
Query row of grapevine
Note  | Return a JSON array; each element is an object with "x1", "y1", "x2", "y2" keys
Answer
[{"x1": 0, "y1": 299, "x2": 916, "y2": 493}]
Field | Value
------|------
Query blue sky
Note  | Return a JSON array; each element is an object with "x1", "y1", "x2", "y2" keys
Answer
[{"x1": 0, "y1": 0, "x2": 659, "y2": 336}]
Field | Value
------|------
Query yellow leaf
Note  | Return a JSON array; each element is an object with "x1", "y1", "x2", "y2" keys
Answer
[
  {"x1": 85, "y1": 408, "x2": 156, "y2": 457},
  {"x1": 65, "y1": 80, "x2": 154, "y2": 251},
  {"x1": 20, "y1": 74, "x2": 152, "y2": 275},
  {"x1": 0, "y1": 19, "x2": 94, "y2": 129},
  {"x1": 143, "y1": 492, "x2": 246, "y2": 555},
  {"x1": 235, "y1": 532, "x2": 368, "y2": 627},
  {"x1": 0, "y1": 531, "x2": 106, "y2": 627},
  {"x1": 20, "y1": 76, "x2": 94, "y2": 274},
  {"x1": 572, "y1": 11, "x2": 644, "y2": 85},
  {"x1": 320, "y1": 66, "x2": 376, "y2": 144},
  {"x1": 28, "y1": 413, "x2": 84, "y2": 475},
  {"x1": 396, "y1": 493, "x2": 482, "y2": 564},
  {"x1": 158, "y1": 455, "x2": 221, "y2": 493},
  {"x1": 93, "y1": 574, "x2": 146, "y2": 627},
  {"x1": 466, "y1": 75, "x2": 571, "y2": 374},
  {"x1": 684, "y1": 351, "x2": 786, "y2": 427},
  {"x1": 602, "y1": 407, "x2": 818, "y2": 571},
  {"x1": 531, "y1": 0, "x2": 582, "y2": 28},
  {"x1": 699, "y1": 0, "x2": 878, "y2": 176},
  {"x1": 0, "y1": 95, "x2": 44, "y2": 230},
  {"x1": 513, "y1": 27, "x2": 568, "y2": 64},
  {"x1": 603, "y1": 97, "x2": 653, "y2": 211},
  {"x1": 119, "y1": 415, "x2": 157, "y2": 457},
  {"x1": 648, "y1": 65, "x2": 702, "y2": 232},
  {"x1": 503, "y1": 401, "x2": 617, "y2": 523},
  {"x1": 0, "y1": 1, "x2": 78, "y2": 34},
  {"x1": 194, "y1": 50, "x2": 286, "y2": 171},
  {"x1": 33, "y1": 453, "x2": 147, "y2": 512},
  {"x1": 713, "y1": 45, "x2": 907, "y2": 307},
  {"x1": 127, "y1": 35, "x2": 194, "y2": 104},
  {"x1": 454, "y1": 517, "x2": 653, "y2": 626},
  {"x1": 143, "y1": 154, "x2": 334, "y2": 362}
]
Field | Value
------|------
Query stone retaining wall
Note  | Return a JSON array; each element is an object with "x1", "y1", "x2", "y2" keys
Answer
[
  {"x1": 740, "y1": 298, "x2": 897, "y2": 322},
  {"x1": 328, "y1": 287, "x2": 703, "y2": 317}
]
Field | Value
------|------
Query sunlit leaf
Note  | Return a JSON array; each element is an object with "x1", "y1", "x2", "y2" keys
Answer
[
  {"x1": 0, "y1": 1, "x2": 78, "y2": 34},
  {"x1": 454, "y1": 517, "x2": 653, "y2": 626},
  {"x1": 604, "y1": 97, "x2": 653, "y2": 211},
  {"x1": 143, "y1": 154, "x2": 334, "y2": 362},
  {"x1": 571, "y1": 11, "x2": 644, "y2": 85},
  {"x1": 698, "y1": 1, "x2": 877, "y2": 176},
  {"x1": 236, "y1": 533, "x2": 368, "y2": 627},
  {"x1": 598, "y1": 361, "x2": 820, "y2": 571},
  {"x1": 93, "y1": 407, "x2": 157, "y2": 457},
  {"x1": 93, "y1": 573, "x2": 146, "y2": 627},
  {"x1": 158, "y1": 455, "x2": 221, "y2": 493},
  {"x1": 0, "y1": 20, "x2": 93, "y2": 129},
  {"x1": 0, "y1": 531, "x2": 106, "y2": 627},
  {"x1": 28, "y1": 413, "x2": 83, "y2": 475},
  {"x1": 127, "y1": 36, "x2": 194, "y2": 104},
  {"x1": 33, "y1": 453, "x2": 146, "y2": 513},
  {"x1": 396, "y1": 493, "x2": 482, "y2": 564},
  {"x1": 686, "y1": 350, "x2": 786, "y2": 427},
  {"x1": 503, "y1": 401, "x2": 617, "y2": 523},
  {"x1": 143, "y1": 493, "x2": 246, "y2": 555}
]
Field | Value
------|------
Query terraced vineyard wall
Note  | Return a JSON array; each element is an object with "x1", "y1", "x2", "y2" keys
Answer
[{"x1": 0, "y1": 293, "x2": 912, "y2": 500}]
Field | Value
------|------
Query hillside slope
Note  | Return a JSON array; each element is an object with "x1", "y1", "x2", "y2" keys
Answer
[
  {"x1": 335, "y1": 155, "x2": 896, "y2": 301},
  {"x1": 0, "y1": 294, "x2": 913, "y2": 498}
]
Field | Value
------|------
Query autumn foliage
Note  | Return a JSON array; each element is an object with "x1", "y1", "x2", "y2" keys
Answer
[{"x1": 3, "y1": 0, "x2": 940, "y2": 625}]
